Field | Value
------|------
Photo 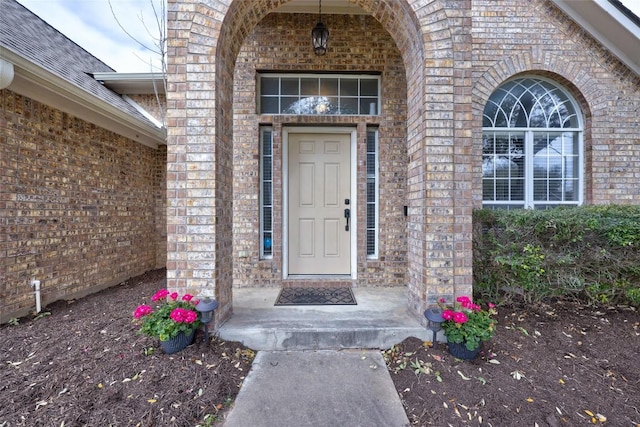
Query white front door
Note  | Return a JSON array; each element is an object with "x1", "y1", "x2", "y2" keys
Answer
[{"x1": 288, "y1": 132, "x2": 351, "y2": 275}]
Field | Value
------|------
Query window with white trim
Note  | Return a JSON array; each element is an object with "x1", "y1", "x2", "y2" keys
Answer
[
  {"x1": 258, "y1": 74, "x2": 380, "y2": 115},
  {"x1": 482, "y1": 77, "x2": 583, "y2": 209},
  {"x1": 260, "y1": 127, "x2": 273, "y2": 258},
  {"x1": 366, "y1": 128, "x2": 378, "y2": 258}
]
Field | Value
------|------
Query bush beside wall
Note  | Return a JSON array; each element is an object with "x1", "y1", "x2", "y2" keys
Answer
[{"x1": 473, "y1": 206, "x2": 640, "y2": 307}]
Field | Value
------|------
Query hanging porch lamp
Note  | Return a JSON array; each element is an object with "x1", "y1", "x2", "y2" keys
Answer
[{"x1": 311, "y1": 0, "x2": 329, "y2": 56}]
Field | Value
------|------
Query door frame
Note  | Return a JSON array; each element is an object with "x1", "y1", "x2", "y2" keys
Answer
[{"x1": 282, "y1": 126, "x2": 358, "y2": 279}]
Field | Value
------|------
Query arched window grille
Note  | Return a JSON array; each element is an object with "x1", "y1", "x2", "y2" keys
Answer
[{"x1": 482, "y1": 77, "x2": 583, "y2": 209}]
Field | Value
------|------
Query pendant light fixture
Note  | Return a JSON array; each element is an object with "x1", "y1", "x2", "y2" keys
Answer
[{"x1": 311, "y1": 0, "x2": 329, "y2": 56}]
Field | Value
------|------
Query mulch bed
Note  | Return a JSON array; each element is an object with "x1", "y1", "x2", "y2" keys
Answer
[
  {"x1": 386, "y1": 303, "x2": 640, "y2": 426},
  {"x1": 0, "y1": 269, "x2": 254, "y2": 426},
  {"x1": 2, "y1": 268, "x2": 639, "y2": 426}
]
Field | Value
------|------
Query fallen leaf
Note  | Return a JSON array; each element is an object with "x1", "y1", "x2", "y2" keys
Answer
[
  {"x1": 488, "y1": 359, "x2": 500, "y2": 364},
  {"x1": 584, "y1": 410, "x2": 594, "y2": 417},
  {"x1": 97, "y1": 383, "x2": 103, "y2": 389},
  {"x1": 453, "y1": 406, "x2": 461, "y2": 418},
  {"x1": 526, "y1": 397, "x2": 534, "y2": 402},
  {"x1": 457, "y1": 370, "x2": 471, "y2": 381},
  {"x1": 559, "y1": 379, "x2": 565, "y2": 384},
  {"x1": 596, "y1": 414, "x2": 606, "y2": 422},
  {"x1": 147, "y1": 399, "x2": 157, "y2": 403},
  {"x1": 511, "y1": 370, "x2": 523, "y2": 380}
]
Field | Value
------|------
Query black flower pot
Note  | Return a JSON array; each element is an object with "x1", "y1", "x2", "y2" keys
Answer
[
  {"x1": 447, "y1": 341, "x2": 481, "y2": 360},
  {"x1": 160, "y1": 330, "x2": 195, "y2": 354}
]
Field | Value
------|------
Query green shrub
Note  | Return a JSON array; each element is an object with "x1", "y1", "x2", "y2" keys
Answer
[{"x1": 473, "y1": 205, "x2": 640, "y2": 307}]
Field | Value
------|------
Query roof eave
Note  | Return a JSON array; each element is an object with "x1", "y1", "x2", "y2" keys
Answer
[
  {"x1": 92, "y1": 72, "x2": 166, "y2": 95},
  {"x1": 551, "y1": 0, "x2": 640, "y2": 77},
  {"x1": 1, "y1": 50, "x2": 166, "y2": 148}
]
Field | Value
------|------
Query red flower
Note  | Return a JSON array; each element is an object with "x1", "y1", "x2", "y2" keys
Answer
[
  {"x1": 182, "y1": 294, "x2": 194, "y2": 302},
  {"x1": 133, "y1": 305, "x2": 153, "y2": 319},
  {"x1": 151, "y1": 289, "x2": 169, "y2": 301},
  {"x1": 170, "y1": 292, "x2": 179, "y2": 300},
  {"x1": 442, "y1": 309, "x2": 454, "y2": 321},
  {"x1": 453, "y1": 311, "x2": 469, "y2": 324},
  {"x1": 456, "y1": 296, "x2": 471, "y2": 305}
]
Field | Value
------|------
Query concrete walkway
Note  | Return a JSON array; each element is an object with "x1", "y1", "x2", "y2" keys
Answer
[{"x1": 222, "y1": 350, "x2": 410, "y2": 427}]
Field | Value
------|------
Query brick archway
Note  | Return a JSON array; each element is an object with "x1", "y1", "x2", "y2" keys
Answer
[{"x1": 166, "y1": 0, "x2": 469, "y2": 324}]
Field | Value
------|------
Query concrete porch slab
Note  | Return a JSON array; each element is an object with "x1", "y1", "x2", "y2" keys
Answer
[{"x1": 216, "y1": 287, "x2": 431, "y2": 351}]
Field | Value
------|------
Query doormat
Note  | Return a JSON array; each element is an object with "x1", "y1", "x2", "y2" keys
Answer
[{"x1": 275, "y1": 287, "x2": 357, "y2": 306}]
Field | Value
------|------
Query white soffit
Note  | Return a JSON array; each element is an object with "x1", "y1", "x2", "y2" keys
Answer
[
  {"x1": 93, "y1": 72, "x2": 166, "y2": 95},
  {"x1": 275, "y1": 0, "x2": 366, "y2": 15},
  {"x1": 551, "y1": 0, "x2": 640, "y2": 76}
]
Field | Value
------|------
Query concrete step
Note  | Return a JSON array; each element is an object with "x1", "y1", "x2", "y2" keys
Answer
[{"x1": 216, "y1": 287, "x2": 433, "y2": 351}]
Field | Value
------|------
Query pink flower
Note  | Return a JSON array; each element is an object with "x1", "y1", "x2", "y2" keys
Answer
[
  {"x1": 133, "y1": 305, "x2": 153, "y2": 319},
  {"x1": 488, "y1": 302, "x2": 496, "y2": 309},
  {"x1": 192, "y1": 299, "x2": 200, "y2": 306},
  {"x1": 470, "y1": 303, "x2": 482, "y2": 312},
  {"x1": 438, "y1": 298, "x2": 447, "y2": 304},
  {"x1": 170, "y1": 307, "x2": 187, "y2": 322},
  {"x1": 456, "y1": 296, "x2": 471, "y2": 305},
  {"x1": 151, "y1": 289, "x2": 169, "y2": 301},
  {"x1": 170, "y1": 292, "x2": 179, "y2": 300},
  {"x1": 442, "y1": 309, "x2": 454, "y2": 321},
  {"x1": 183, "y1": 310, "x2": 198, "y2": 323},
  {"x1": 453, "y1": 311, "x2": 468, "y2": 324},
  {"x1": 182, "y1": 294, "x2": 194, "y2": 302},
  {"x1": 170, "y1": 308, "x2": 198, "y2": 324}
]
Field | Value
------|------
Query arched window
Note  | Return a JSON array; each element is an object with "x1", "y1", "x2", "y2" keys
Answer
[{"x1": 482, "y1": 77, "x2": 583, "y2": 209}]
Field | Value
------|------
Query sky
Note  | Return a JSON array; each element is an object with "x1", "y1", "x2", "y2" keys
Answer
[
  {"x1": 16, "y1": 0, "x2": 165, "y2": 73},
  {"x1": 14, "y1": 0, "x2": 640, "y2": 73}
]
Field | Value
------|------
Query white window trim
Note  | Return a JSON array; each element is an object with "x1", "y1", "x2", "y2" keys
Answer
[
  {"x1": 366, "y1": 128, "x2": 379, "y2": 259},
  {"x1": 483, "y1": 129, "x2": 584, "y2": 209},
  {"x1": 260, "y1": 127, "x2": 274, "y2": 259}
]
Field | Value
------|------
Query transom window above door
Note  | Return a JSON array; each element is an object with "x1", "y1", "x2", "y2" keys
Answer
[{"x1": 258, "y1": 74, "x2": 380, "y2": 115}]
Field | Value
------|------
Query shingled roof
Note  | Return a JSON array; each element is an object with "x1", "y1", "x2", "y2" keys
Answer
[{"x1": 0, "y1": 0, "x2": 165, "y2": 146}]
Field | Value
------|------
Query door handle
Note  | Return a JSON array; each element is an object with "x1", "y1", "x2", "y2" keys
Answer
[{"x1": 344, "y1": 208, "x2": 350, "y2": 231}]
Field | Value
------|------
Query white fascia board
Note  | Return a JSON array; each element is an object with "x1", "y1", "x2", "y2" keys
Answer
[
  {"x1": 551, "y1": 0, "x2": 640, "y2": 77},
  {"x1": 1, "y1": 50, "x2": 166, "y2": 148}
]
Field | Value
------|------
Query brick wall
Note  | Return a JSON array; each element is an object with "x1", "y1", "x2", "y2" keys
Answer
[
  {"x1": 232, "y1": 13, "x2": 408, "y2": 288},
  {"x1": 471, "y1": 0, "x2": 640, "y2": 206},
  {"x1": 167, "y1": 0, "x2": 639, "y2": 323},
  {"x1": 128, "y1": 94, "x2": 166, "y2": 125},
  {"x1": 0, "y1": 90, "x2": 166, "y2": 323}
]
